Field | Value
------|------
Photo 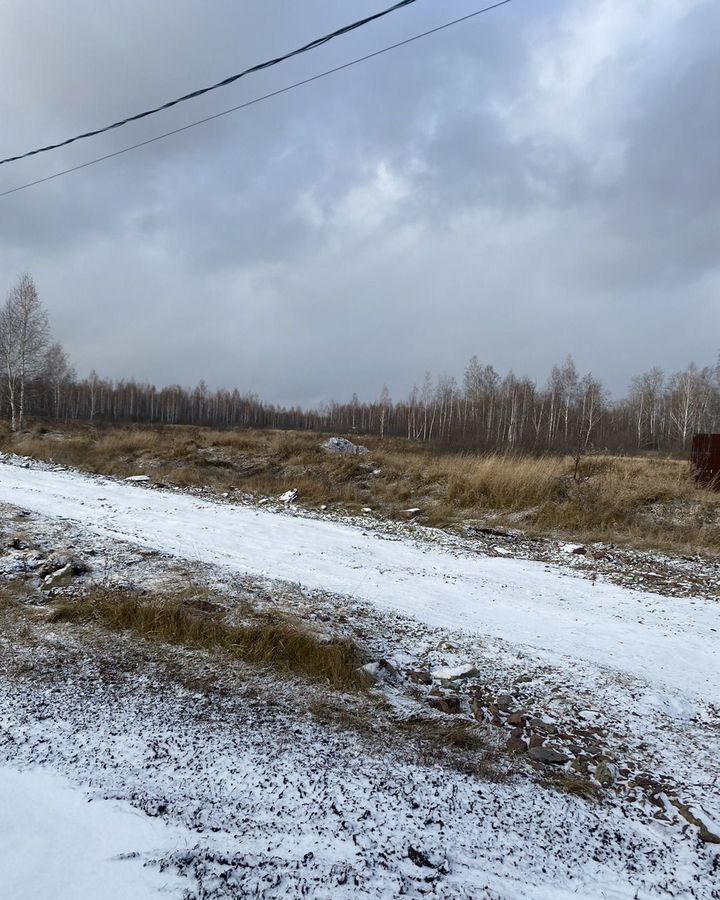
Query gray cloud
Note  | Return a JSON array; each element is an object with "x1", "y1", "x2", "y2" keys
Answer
[{"x1": 0, "y1": 0, "x2": 717, "y2": 405}]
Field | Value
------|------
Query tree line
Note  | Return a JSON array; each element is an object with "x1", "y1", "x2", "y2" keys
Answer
[{"x1": 2, "y1": 274, "x2": 718, "y2": 454}]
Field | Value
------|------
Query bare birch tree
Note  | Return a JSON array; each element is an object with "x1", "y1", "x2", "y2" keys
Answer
[
  {"x1": 43, "y1": 342, "x2": 75, "y2": 421},
  {"x1": 0, "y1": 275, "x2": 50, "y2": 431}
]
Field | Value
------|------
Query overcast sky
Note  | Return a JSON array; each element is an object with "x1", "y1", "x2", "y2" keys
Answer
[{"x1": 0, "y1": 0, "x2": 717, "y2": 405}]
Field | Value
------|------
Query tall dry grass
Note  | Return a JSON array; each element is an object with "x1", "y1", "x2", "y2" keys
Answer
[
  {"x1": 2, "y1": 423, "x2": 718, "y2": 553},
  {"x1": 50, "y1": 589, "x2": 368, "y2": 689},
  {"x1": 441, "y1": 453, "x2": 567, "y2": 509}
]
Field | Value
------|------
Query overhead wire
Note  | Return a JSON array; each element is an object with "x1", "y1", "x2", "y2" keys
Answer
[
  {"x1": 0, "y1": 0, "x2": 421, "y2": 166},
  {"x1": 0, "y1": 0, "x2": 512, "y2": 199}
]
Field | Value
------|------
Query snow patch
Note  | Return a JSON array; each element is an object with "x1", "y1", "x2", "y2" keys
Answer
[{"x1": 0, "y1": 767, "x2": 186, "y2": 899}]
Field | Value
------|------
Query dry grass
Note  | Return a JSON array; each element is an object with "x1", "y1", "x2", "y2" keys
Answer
[
  {"x1": 4, "y1": 422, "x2": 719, "y2": 553},
  {"x1": 391, "y1": 713, "x2": 491, "y2": 753},
  {"x1": 548, "y1": 773, "x2": 602, "y2": 801},
  {"x1": 307, "y1": 700, "x2": 498, "y2": 776},
  {"x1": 0, "y1": 582, "x2": 500, "y2": 779},
  {"x1": 49, "y1": 589, "x2": 369, "y2": 690}
]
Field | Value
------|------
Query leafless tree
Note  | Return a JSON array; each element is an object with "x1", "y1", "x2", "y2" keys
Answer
[
  {"x1": 43, "y1": 342, "x2": 75, "y2": 421},
  {"x1": 0, "y1": 274, "x2": 50, "y2": 431}
]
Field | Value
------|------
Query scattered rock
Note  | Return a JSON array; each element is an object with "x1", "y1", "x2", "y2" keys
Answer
[
  {"x1": 506, "y1": 736, "x2": 527, "y2": 753},
  {"x1": 506, "y1": 711, "x2": 528, "y2": 726},
  {"x1": 427, "y1": 696, "x2": 461, "y2": 715},
  {"x1": 528, "y1": 746, "x2": 569, "y2": 765},
  {"x1": 38, "y1": 552, "x2": 90, "y2": 579},
  {"x1": 279, "y1": 489, "x2": 298, "y2": 504},
  {"x1": 125, "y1": 475, "x2": 150, "y2": 482},
  {"x1": 406, "y1": 670, "x2": 432, "y2": 685},
  {"x1": 41, "y1": 564, "x2": 75, "y2": 590},
  {"x1": 432, "y1": 664, "x2": 478, "y2": 682},
  {"x1": 494, "y1": 694, "x2": 514, "y2": 711},
  {"x1": 594, "y1": 761, "x2": 619, "y2": 787},
  {"x1": 321, "y1": 437, "x2": 369, "y2": 456},
  {"x1": 376, "y1": 658, "x2": 398, "y2": 676},
  {"x1": 529, "y1": 734, "x2": 545, "y2": 749},
  {"x1": 436, "y1": 640, "x2": 457, "y2": 652},
  {"x1": 529, "y1": 717, "x2": 557, "y2": 734},
  {"x1": 360, "y1": 659, "x2": 398, "y2": 683},
  {"x1": 407, "y1": 846, "x2": 444, "y2": 870}
]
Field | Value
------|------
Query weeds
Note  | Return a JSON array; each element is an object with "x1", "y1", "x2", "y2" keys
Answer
[
  {"x1": 548, "y1": 773, "x2": 602, "y2": 802},
  {"x1": 49, "y1": 590, "x2": 369, "y2": 690},
  {"x1": 3, "y1": 423, "x2": 719, "y2": 553}
]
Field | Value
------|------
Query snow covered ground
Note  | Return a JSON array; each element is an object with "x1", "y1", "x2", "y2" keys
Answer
[
  {"x1": 0, "y1": 460, "x2": 716, "y2": 698},
  {"x1": 0, "y1": 457, "x2": 718, "y2": 898},
  {"x1": 0, "y1": 767, "x2": 187, "y2": 899}
]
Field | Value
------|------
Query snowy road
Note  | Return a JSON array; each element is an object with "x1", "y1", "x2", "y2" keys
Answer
[
  {"x1": 0, "y1": 461, "x2": 717, "y2": 701},
  {"x1": 1, "y1": 460, "x2": 719, "y2": 899}
]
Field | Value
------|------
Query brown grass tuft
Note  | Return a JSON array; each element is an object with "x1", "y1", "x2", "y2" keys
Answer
[{"x1": 49, "y1": 590, "x2": 368, "y2": 690}]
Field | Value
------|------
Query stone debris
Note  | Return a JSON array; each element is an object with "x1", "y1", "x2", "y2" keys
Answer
[
  {"x1": 529, "y1": 746, "x2": 570, "y2": 765},
  {"x1": 38, "y1": 552, "x2": 90, "y2": 579},
  {"x1": 41, "y1": 563, "x2": 75, "y2": 590},
  {"x1": 321, "y1": 437, "x2": 369, "y2": 456},
  {"x1": 360, "y1": 659, "x2": 398, "y2": 683},
  {"x1": 594, "y1": 761, "x2": 619, "y2": 787},
  {"x1": 406, "y1": 670, "x2": 432, "y2": 685},
  {"x1": 432, "y1": 663, "x2": 478, "y2": 682},
  {"x1": 427, "y1": 695, "x2": 461, "y2": 715}
]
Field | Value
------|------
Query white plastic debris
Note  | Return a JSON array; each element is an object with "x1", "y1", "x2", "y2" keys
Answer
[
  {"x1": 279, "y1": 489, "x2": 298, "y2": 504},
  {"x1": 125, "y1": 475, "x2": 150, "y2": 482}
]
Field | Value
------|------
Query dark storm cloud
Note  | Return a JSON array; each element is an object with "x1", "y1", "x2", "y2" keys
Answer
[{"x1": 0, "y1": 0, "x2": 717, "y2": 404}]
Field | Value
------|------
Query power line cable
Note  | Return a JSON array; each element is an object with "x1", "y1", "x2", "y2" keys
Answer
[
  {"x1": 0, "y1": 0, "x2": 512, "y2": 199},
  {"x1": 0, "y1": 0, "x2": 421, "y2": 166}
]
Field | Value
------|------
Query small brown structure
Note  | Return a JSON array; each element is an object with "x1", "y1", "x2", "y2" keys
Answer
[{"x1": 691, "y1": 434, "x2": 720, "y2": 489}]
